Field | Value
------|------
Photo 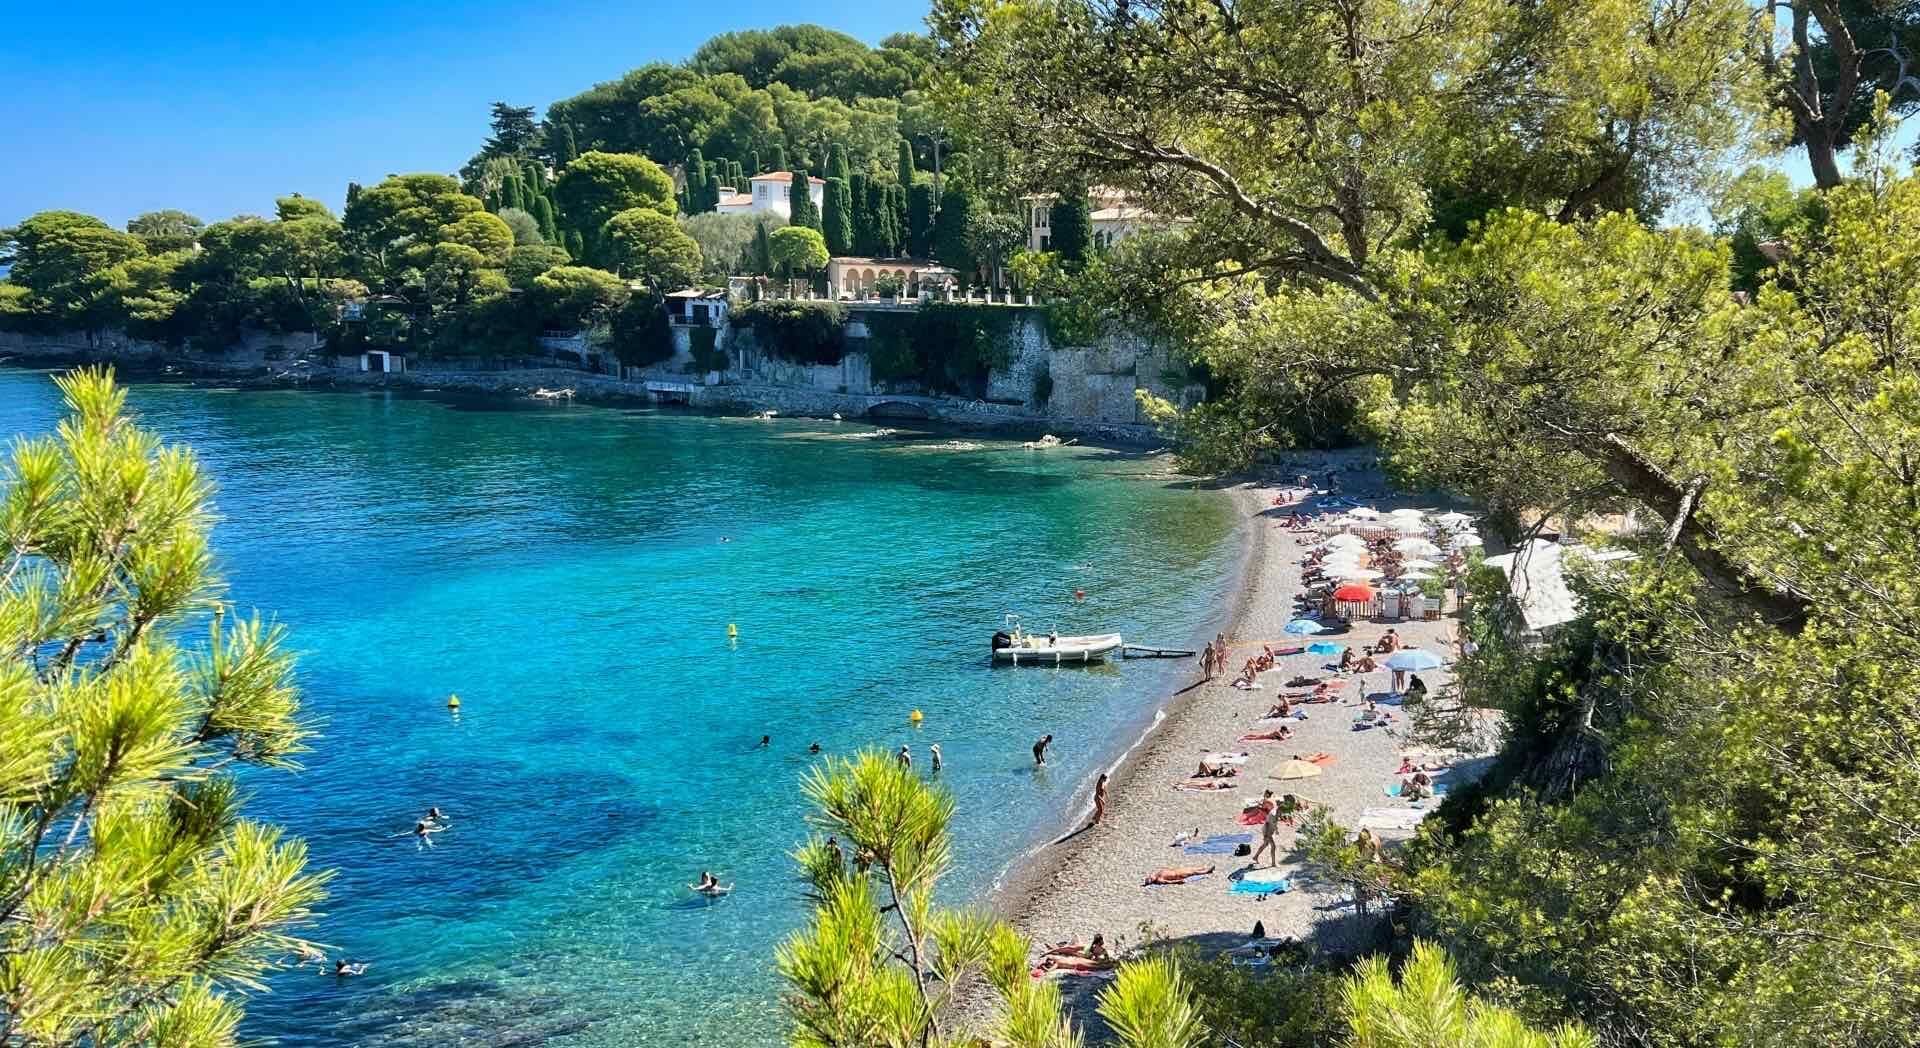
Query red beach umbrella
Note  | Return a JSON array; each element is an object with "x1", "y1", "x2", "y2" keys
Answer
[{"x1": 1333, "y1": 582, "x2": 1375, "y2": 602}]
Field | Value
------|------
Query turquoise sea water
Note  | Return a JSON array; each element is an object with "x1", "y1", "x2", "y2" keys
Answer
[{"x1": 0, "y1": 368, "x2": 1239, "y2": 1046}]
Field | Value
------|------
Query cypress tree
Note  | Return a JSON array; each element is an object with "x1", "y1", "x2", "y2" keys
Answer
[
  {"x1": 849, "y1": 173, "x2": 873, "y2": 256},
  {"x1": 501, "y1": 175, "x2": 526, "y2": 213},
  {"x1": 748, "y1": 149, "x2": 762, "y2": 176},
  {"x1": 889, "y1": 184, "x2": 908, "y2": 257},
  {"x1": 770, "y1": 142, "x2": 788, "y2": 173},
  {"x1": 532, "y1": 196, "x2": 560, "y2": 245},
  {"x1": 559, "y1": 123, "x2": 579, "y2": 165},
  {"x1": 896, "y1": 139, "x2": 914, "y2": 190},
  {"x1": 828, "y1": 143, "x2": 851, "y2": 184},
  {"x1": 729, "y1": 161, "x2": 745, "y2": 189},
  {"x1": 908, "y1": 183, "x2": 935, "y2": 258},
  {"x1": 706, "y1": 161, "x2": 723, "y2": 210},
  {"x1": 686, "y1": 149, "x2": 708, "y2": 213},
  {"x1": 751, "y1": 220, "x2": 774, "y2": 276},
  {"x1": 932, "y1": 182, "x2": 975, "y2": 274},
  {"x1": 788, "y1": 169, "x2": 819, "y2": 229},
  {"x1": 524, "y1": 161, "x2": 546, "y2": 192},
  {"x1": 1050, "y1": 187, "x2": 1093, "y2": 266},
  {"x1": 823, "y1": 177, "x2": 855, "y2": 256},
  {"x1": 566, "y1": 229, "x2": 586, "y2": 260}
]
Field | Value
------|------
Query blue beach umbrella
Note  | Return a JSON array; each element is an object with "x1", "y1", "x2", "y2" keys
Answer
[
  {"x1": 1283, "y1": 618, "x2": 1327, "y2": 635},
  {"x1": 1384, "y1": 648, "x2": 1443, "y2": 671}
]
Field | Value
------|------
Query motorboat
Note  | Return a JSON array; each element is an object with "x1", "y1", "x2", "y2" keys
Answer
[{"x1": 991, "y1": 615, "x2": 1123, "y2": 664}]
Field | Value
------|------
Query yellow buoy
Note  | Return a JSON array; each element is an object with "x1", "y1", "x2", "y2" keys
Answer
[
  {"x1": 447, "y1": 693, "x2": 461, "y2": 709},
  {"x1": 909, "y1": 709, "x2": 924, "y2": 724},
  {"x1": 727, "y1": 623, "x2": 739, "y2": 638}
]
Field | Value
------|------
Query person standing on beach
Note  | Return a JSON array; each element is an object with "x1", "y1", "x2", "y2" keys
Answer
[
  {"x1": 1090, "y1": 773, "x2": 1109, "y2": 826},
  {"x1": 1252, "y1": 793, "x2": 1282, "y2": 867},
  {"x1": 1033, "y1": 734, "x2": 1053, "y2": 767}
]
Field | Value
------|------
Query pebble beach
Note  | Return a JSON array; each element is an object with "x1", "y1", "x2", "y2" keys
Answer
[{"x1": 989, "y1": 450, "x2": 1487, "y2": 1018}]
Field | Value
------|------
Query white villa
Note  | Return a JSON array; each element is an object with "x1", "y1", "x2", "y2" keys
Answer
[
  {"x1": 1023, "y1": 188, "x2": 1169, "y2": 252},
  {"x1": 715, "y1": 171, "x2": 826, "y2": 219}
]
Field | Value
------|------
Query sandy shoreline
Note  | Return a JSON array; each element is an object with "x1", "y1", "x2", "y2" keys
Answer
[{"x1": 985, "y1": 448, "x2": 1471, "y2": 1027}]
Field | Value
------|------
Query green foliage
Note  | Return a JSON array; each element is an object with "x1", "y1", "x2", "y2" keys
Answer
[
  {"x1": 530, "y1": 265, "x2": 630, "y2": 327},
  {"x1": 125, "y1": 209, "x2": 205, "y2": 254},
  {"x1": 687, "y1": 325, "x2": 726, "y2": 373},
  {"x1": 768, "y1": 224, "x2": 829, "y2": 278},
  {"x1": 731, "y1": 299, "x2": 844, "y2": 364},
  {"x1": 822, "y1": 176, "x2": 855, "y2": 255},
  {"x1": 553, "y1": 151, "x2": 677, "y2": 263},
  {"x1": 505, "y1": 244, "x2": 572, "y2": 289},
  {"x1": 681, "y1": 211, "x2": 785, "y2": 278},
  {"x1": 1098, "y1": 955, "x2": 1207, "y2": 1048},
  {"x1": 1048, "y1": 190, "x2": 1092, "y2": 266},
  {"x1": 342, "y1": 174, "x2": 485, "y2": 289},
  {"x1": 1344, "y1": 943, "x2": 1594, "y2": 1048},
  {"x1": 601, "y1": 207, "x2": 703, "y2": 289},
  {"x1": 896, "y1": 137, "x2": 915, "y2": 188},
  {"x1": 2, "y1": 211, "x2": 148, "y2": 326},
  {"x1": 497, "y1": 207, "x2": 543, "y2": 246},
  {"x1": 787, "y1": 169, "x2": 820, "y2": 229},
  {"x1": 1175, "y1": 948, "x2": 1343, "y2": 1048},
  {"x1": 931, "y1": 181, "x2": 976, "y2": 274},
  {"x1": 274, "y1": 195, "x2": 333, "y2": 223},
  {"x1": 907, "y1": 183, "x2": 934, "y2": 257},
  {"x1": 609, "y1": 292, "x2": 675, "y2": 366},
  {"x1": 0, "y1": 368, "x2": 328, "y2": 1044},
  {"x1": 863, "y1": 303, "x2": 1017, "y2": 395}
]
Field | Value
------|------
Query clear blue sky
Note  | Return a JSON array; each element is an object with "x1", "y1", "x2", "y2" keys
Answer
[{"x1": 1, "y1": 1, "x2": 930, "y2": 228}]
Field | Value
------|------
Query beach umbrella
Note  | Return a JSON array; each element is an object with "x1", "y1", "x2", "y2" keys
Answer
[
  {"x1": 1401, "y1": 558, "x2": 1440, "y2": 570},
  {"x1": 1387, "y1": 508, "x2": 1425, "y2": 519},
  {"x1": 1394, "y1": 571, "x2": 1433, "y2": 584},
  {"x1": 1284, "y1": 618, "x2": 1328, "y2": 635},
  {"x1": 1333, "y1": 582, "x2": 1374, "y2": 602},
  {"x1": 1434, "y1": 511, "x2": 1473, "y2": 526},
  {"x1": 1323, "y1": 534, "x2": 1366, "y2": 548},
  {"x1": 1448, "y1": 533, "x2": 1482, "y2": 550},
  {"x1": 1319, "y1": 554, "x2": 1364, "y2": 568},
  {"x1": 1390, "y1": 518, "x2": 1428, "y2": 534},
  {"x1": 1340, "y1": 568, "x2": 1384, "y2": 580},
  {"x1": 1271, "y1": 758, "x2": 1324, "y2": 781},
  {"x1": 1345, "y1": 507, "x2": 1380, "y2": 520},
  {"x1": 1384, "y1": 648, "x2": 1443, "y2": 671},
  {"x1": 1394, "y1": 538, "x2": 1442, "y2": 556}
]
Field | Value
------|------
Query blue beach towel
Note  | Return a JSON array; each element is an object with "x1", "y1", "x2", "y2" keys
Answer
[
  {"x1": 1307, "y1": 642, "x2": 1342, "y2": 656},
  {"x1": 1229, "y1": 877, "x2": 1292, "y2": 895}
]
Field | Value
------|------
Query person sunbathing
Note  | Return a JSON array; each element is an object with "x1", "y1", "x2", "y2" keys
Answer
[
  {"x1": 1264, "y1": 697, "x2": 1293, "y2": 719},
  {"x1": 1042, "y1": 934, "x2": 1109, "y2": 961},
  {"x1": 1239, "y1": 725, "x2": 1294, "y2": 742},
  {"x1": 1339, "y1": 647, "x2": 1356, "y2": 671},
  {"x1": 1036, "y1": 953, "x2": 1119, "y2": 974},
  {"x1": 1175, "y1": 778, "x2": 1238, "y2": 791},
  {"x1": 1144, "y1": 864, "x2": 1215, "y2": 885},
  {"x1": 1232, "y1": 661, "x2": 1260, "y2": 688},
  {"x1": 1194, "y1": 759, "x2": 1239, "y2": 777},
  {"x1": 1353, "y1": 655, "x2": 1379, "y2": 673}
]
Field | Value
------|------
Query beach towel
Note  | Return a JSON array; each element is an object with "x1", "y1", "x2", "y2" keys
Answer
[
  {"x1": 1307, "y1": 642, "x2": 1342, "y2": 656},
  {"x1": 1203, "y1": 752, "x2": 1252, "y2": 766},
  {"x1": 1275, "y1": 646, "x2": 1306, "y2": 656},
  {"x1": 1185, "y1": 833, "x2": 1254, "y2": 855},
  {"x1": 1228, "y1": 878, "x2": 1292, "y2": 895},
  {"x1": 1305, "y1": 752, "x2": 1335, "y2": 765},
  {"x1": 1173, "y1": 782, "x2": 1238, "y2": 793},
  {"x1": 1357, "y1": 807, "x2": 1431, "y2": 831},
  {"x1": 1237, "y1": 807, "x2": 1268, "y2": 826}
]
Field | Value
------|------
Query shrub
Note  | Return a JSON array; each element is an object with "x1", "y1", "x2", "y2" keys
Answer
[
  {"x1": 863, "y1": 303, "x2": 1019, "y2": 396},
  {"x1": 689, "y1": 326, "x2": 726, "y2": 373},
  {"x1": 873, "y1": 272, "x2": 904, "y2": 298},
  {"x1": 731, "y1": 299, "x2": 845, "y2": 364},
  {"x1": 610, "y1": 293, "x2": 674, "y2": 366}
]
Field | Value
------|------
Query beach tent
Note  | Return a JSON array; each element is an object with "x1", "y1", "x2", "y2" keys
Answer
[
  {"x1": 1271, "y1": 759, "x2": 1324, "y2": 781},
  {"x1": 1333, "y1": 582, "x2": 1375, "y2": 602},
  {"x1": 1384, "y1": 648, "x2": 1443, "y2": 671},
  {"x1": 1284, "y1": 618, "x2": 1328, "y2": 635}
]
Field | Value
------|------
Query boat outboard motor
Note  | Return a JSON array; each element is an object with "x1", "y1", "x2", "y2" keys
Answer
[{"x1": 992, "y1": 630, "x2": 1014, "y2": 650}]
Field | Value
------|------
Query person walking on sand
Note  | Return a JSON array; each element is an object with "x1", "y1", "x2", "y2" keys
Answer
[
  {"x1": 1252, "y1": 795, "x2": 1283, "y2": 867},
  {"x1": 930, "y1": 743, "x2": 944, "y2": 772},
  {"x1": 1089, "y1": 773, "x2": 1109, "y2": 826},
  {"x1": 1033, "y1": 734, "x2": 1053, "y2": 767}
]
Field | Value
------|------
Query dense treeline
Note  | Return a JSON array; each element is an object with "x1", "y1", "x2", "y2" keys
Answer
[{"x1": 932, "y1": 0, "x2": 1920, "y2": 1045}]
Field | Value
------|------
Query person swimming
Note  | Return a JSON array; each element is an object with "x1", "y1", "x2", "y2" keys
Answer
[
  {"x1": 413, "y1": 819, "x2": 444, "y2": 848},
  {"x1": 425, "y1": 807, "x2": 447, "y2": 825},
  {"x1": 808, "y1": 742, "x2": 822, "y2": 755},
  {"x1": 693, "y1": 871, "x2": 730, "y2": 895},
  {"x1": 333, "y1": 960, "x2": 369, "y2": 977},
  {"x1": 758, "y1": 735, "x2": 771, "y2": 748}
]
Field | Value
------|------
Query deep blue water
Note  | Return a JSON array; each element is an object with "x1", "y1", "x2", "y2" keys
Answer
[{"x1": 0, "y1": 368, "x2": 1238, "y2": 1046}]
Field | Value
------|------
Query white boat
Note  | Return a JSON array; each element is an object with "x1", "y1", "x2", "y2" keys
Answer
[{"x1": 991, "y1": 616, "x2": 1123, "y2": 664}]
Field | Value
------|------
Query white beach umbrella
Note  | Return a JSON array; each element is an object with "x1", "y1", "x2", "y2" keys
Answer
[
  {"x1": 1345, "y1": 507, "x2": 1381, "y2": 520},
  {"x1": 1433, "y1": 511, "x2": 1473, "y2": 526},
  {"x1": 1390, "y1": 518, "x2": 1428, "y2": 534},
  {"x1": 1340, "y1": 568, "x2": 1385, "y2": 581},
  {"x1": 1401, "y1": 558, "x2": 1440, "y2": 570},
  {"x1": 1322, "y1": 535, "x2": 1366, "y2": 550},
  {"x1": 1387, "y1": 508, "x2": 1425, "y2": 519},
  {"x1": 1395, "y1": 538, "x2": 1443, "y2": 556},
  {"x1": 1396, "y1": 571, "x2": 1434, "y2": 582},
  {"x1": 1449, "y1": 533, "x2": 1483, "y2": 550}
]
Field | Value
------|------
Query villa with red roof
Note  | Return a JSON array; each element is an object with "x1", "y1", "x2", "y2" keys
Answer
[{"x1": 714, "y1": 171, "x2": 825, "y2": 220}]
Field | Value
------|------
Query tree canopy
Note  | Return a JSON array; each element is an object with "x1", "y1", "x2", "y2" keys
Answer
[{"x1": 601, "y1": 207, "x2": 703, "y2": 289}]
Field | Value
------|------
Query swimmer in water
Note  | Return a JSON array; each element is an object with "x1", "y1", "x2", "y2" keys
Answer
[
  {"x1": 929, "y1": 743, "x2": 943, "y2": 772},
  {"x1": 414, "y1": 819, "x2": 445, "y2": 848},
  {"x1": 897, "y1": 745, "x2": 912, "y2": 769},
  {"x1": 758, "y1": 735, "x2": 771, "y2": 749},
  {"x1": 692, "y1": 871, "x2": 730, "y2": 895},
  {"x1": 333, "y1": 960, "x2": 369, "y2": 977},
  {"x1": 425, "y1": 806, "x2": 447, "y2": 825},
  {"x1": 808, "y1": 742, "x2": 822, "y2": 755}
]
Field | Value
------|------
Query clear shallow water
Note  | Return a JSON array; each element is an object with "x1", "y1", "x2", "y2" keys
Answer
[{"x1": 0, "y1": 369, "x2": 1239, "y2": 1046}]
